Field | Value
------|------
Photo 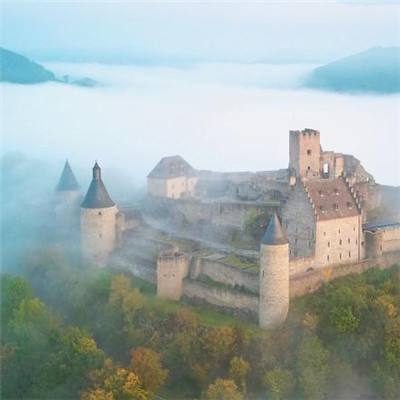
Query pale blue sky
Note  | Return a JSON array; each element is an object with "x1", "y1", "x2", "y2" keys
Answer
[{"x1": 1, "y1": 1, "x2": 400, "y2": 64}]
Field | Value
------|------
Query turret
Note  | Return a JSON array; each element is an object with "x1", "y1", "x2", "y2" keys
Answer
[
  {"x1": 259, "y1": 213, "x2": 289, "y2": 329},
  {"x1": 80, "y1": 162, "x2": 118, "y2": 266},
  {"x1": 54, "y1": 160, "x2": 81, "y2": 231}
]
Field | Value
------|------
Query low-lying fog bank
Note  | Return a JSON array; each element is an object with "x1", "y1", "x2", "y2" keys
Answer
[{"x1": 2, "y1": 62, "x2": 399, "y2": 186}]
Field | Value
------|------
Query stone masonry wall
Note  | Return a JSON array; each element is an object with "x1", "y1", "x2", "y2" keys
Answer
[{"x1": 183, "y1": 280, "x2": 258, "y2": 315}]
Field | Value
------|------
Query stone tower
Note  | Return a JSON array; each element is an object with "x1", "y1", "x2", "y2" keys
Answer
[
  {"x1": 289, "y1": 128, "x2": 321, "y2": 180},
  {"x1": 259, "y1": 213, "x2": 290, "y2": 329},
  {"x1": 80, "y1": 162, "x2": 118, "y2": 266},
  {"x1": 54, "y1": 160, "x2": 81, "y2": 231}
]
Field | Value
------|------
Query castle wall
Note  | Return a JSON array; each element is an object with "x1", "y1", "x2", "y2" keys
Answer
[
  {"x1": 259, "y1": 243, "x2": 289, "y2": 328},
  {"x1": 281, "y1": 183, "x2": 316, "y2": 258},
  {"x1": 183, "y1": 280, "x2": 258, "y2": 315},
  {"x1": 290, "y1": 251, "x2": 400, "y2": 298},
  {"x1": 157, "y1": 252, "x2": 190, "y2": 300},
  {"x1": 191, "y1": 256, "x2": 259, "y2": 294},
  {"x1": 315, "y1": 215, "x2": 362, "y2": 267},
  {"x1": 81, "y1": 205, "x2": 118, "y2": 265}
]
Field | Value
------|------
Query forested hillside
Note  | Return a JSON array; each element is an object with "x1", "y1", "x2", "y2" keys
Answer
[{"x1": 1, "y1": 248, "x2": 399, "y2": 399}]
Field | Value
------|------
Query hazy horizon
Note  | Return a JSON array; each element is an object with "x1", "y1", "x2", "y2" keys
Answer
[{"x1": 2, "y1": 61, "x2": 399, "y2": 189}]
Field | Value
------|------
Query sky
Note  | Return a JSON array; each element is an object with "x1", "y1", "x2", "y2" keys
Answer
[{"x1": 1, "y1": 1, "x2": 400, "y2": 64}]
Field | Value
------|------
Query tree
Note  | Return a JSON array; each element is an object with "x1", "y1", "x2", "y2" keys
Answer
[
  {"x1": 263, "y1": 368, "x2": 294, "y2": 400},
  {"x1": 129, "y1": 347, "x2": 168, "y2": 394},
  {"x1": 1, "y1": 275, "x2": 33, "y2": 325},
  {"x1": 229, "y1": 356, "x2": 250, "y2": 393},
  {"x1": 204, "y1": 378, "x2": 243, "y2": 400},
  {"x1": 82, "y1": 358, "x2": 148, "y2": 400},
  {"x1": 297, "y1": 336, "x2": 330, "y2": 400}
]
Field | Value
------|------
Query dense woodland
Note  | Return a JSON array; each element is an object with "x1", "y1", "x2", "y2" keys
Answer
[{"x1": 1, "y1": 247, "x2": 399, "y2": 400}]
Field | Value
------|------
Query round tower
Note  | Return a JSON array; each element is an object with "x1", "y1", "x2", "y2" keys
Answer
[
  {"x1": 54, "y1": 160, "x2": 81, "y2": 231},
  {"x1": 259, "y1": 213, "x2": 289, "y2": 329},
  {"x1": 80, "y1": 162, "x2": 118, "y2": 266}
]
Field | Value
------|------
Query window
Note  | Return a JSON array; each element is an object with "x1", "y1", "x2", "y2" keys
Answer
[
  {"x1": 98, "y1": 211, "x2": 102, "y2": 216},
  {"x1": 307, "y1": 166, "x2": 311, "y2": 171},
  {"x1": 99, "y1": 233, "x2": 102, "y2": 238},
  {"x1": 334, "y1": 188, "x2": 339, "y2": 195},
  {"x1": 348, "y1": 238, "x2": 351, "y2": 244},
  {"x1": 318, "y1": 190, "x2": 324, "y2": 197},
  {"x1": 333, "y1": 203, "x2": 339, "y2": 211},
  {"x1": 327, "y1": 255, "x2": 330, "y2": 262},
  {"x1": 339, "y1": 229, "x2": 341, "y2": 234},
  {"x1": 262, "y1": 271, "x2": 265, "y2": 277},
  {"x1": 295, "y1": 238, "x2": 298, "y2": 245},
  {"x1": 356, "y1": 239, "x2": 358, "y2": 245},
  {"x1": 328, "y1": 241, "x2": 330, "y2": 248},
  {"x1": 339, "y1": 239, "x2": 342, "y2": 245},
  {"x1": 339, "y1": 253, "x2": 342, "y2": 260},
  {"x1": 347, "y1": 202, "x2": 353, "y2": 209},
  {"x1": 353, "y1": 226, "x2": 356, "y2": 232},
  {"x1": 307, "y1": 149, "x2": 312, "y2": 155},
  {"x1": 323, "y1": 232, "x2": 326, "y2": 236},
  {"x1": 323, "y1": 163, "x2": 329, "y2": 174},
  {"x1": 349, "y1": 251, "x2": 351, "y2": 258}
]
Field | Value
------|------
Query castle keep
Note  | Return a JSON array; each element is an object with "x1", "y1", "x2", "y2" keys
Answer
[{"x1": 55, "y1": 129, "x2": 400, "y2": 329}]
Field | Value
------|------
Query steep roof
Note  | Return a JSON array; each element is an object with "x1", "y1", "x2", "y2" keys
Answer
[
  {"x1": 262, "y1": 213, "x2": 288, "y2": 245},
  {"x1": 148, "y1": 155, "x2": 196, "y2": 179},
  {"x1": 81, "y1": 162, "x2": 115, "y2": 209},
  {"x1": 56, "y1": 160, "x2": 80, "y2": 191},
  {"x1": 304, "y1": 177, "x2": 360, "y2": 221}
]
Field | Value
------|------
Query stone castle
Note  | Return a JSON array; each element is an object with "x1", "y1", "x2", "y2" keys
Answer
[{"x1": 54, "y1": 129, "x2": 400, "y2": 329}]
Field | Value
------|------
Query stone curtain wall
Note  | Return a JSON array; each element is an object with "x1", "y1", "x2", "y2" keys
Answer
[
  {"x1": 290, "y1": 251, "x2": 400, "y2": 298},
  {"x1": 183, "y1": 280, "x2": 258, "y2": 315},
  {"x1": 191, "y1": 256, "x2": 259, "y2": 294}
]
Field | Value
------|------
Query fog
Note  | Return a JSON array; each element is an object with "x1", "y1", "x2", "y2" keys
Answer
[{"x1": 2, "y1": 62, "x2": 400, "y2": 190}]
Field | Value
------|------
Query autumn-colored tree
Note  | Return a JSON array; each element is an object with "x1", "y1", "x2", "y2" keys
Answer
[
  {"x1": 263, "y1": 368, "x2": 294, "y2": 400},
  {"x1": 204, "y1": 378, "x2": 243, "y2": 400},
  {"x1": 229, "y1": 356, "x2": 250, "y2": 393},
  {"x1": 82, "y1": 358, "x2": 148, "y2": 400},
  {"x1": 129, "y1": 347, "x2": 168, "y2": 394}
]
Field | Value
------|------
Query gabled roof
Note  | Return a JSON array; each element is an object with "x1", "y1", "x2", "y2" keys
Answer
[
  {"x1": 262, "y1": 213, "x2": 288, "y2": 245},
  {"x1": 148, "y1": 155, "x2": 196, "y2": 179},
  {"x1": 81, "y1": 162, "x2": 115, "y2": 209},
  {"x1": 304, "y1": 177, "x2": 360, "y2": 221},
  {"x1": 56, "y1": 160, "x2": 80, "y2": 191}
]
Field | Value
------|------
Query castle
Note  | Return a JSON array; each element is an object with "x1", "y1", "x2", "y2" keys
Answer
[{"x1": 55, "y1": 129, "x2": 400, "y2": 329}]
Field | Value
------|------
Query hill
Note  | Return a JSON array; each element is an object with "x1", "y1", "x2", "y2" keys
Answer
[
  {"x1": 0, "y1": 47, "x2": 56, "y2": 84},
  {"x1": 304, "y1": 47, "x2": 400, "y2": 94}
]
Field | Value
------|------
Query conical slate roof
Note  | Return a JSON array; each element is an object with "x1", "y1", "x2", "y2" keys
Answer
[
  {"x1": 261, "y1": 213, "x2": 288, "y2": 245},
  {"x1": 56, "y1": 160, "x2": 80, "y2": 191},
  {"x1": 81, "y1": 162, "x2": 115, "y2": 209}
]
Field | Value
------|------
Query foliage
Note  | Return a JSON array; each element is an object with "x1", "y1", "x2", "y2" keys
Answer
[
  {"x1": 263, "y1": 368, "x2": 294, "y2": 400},
  {"x1": 129, "y1": 347, "x2": 168, "y2": 393},
  {"x1": 229, "y1": 356, "x2": 250, "y2": 393},
  {"x1": 204, "y1": 378, "x2": 243, "y2": 400}
]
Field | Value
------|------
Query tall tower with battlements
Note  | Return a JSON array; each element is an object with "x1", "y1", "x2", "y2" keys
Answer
[
  {"x1": 289, "y1": 128, "x2": 321, "y2": 180},
  {"x1": 259, "y1": 213, "x2": 290, "y2": 329},
  {"x1": 80, "y1": 162, "x2": 118, "y2": 266}
]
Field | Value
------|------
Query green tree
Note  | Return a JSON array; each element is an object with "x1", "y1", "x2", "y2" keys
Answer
[
  {"x1": 204, "y1": 378, "x2": 243, "y2": 400},
  {"x1": 263, "y1": 368, "x2": 294, "y2": 400},
  {"x1": 229, "y1": 356, "x2": 250, "y2": 393},
  {"x1": 297, "y1": 336, "x2": 330, "y2": 400}
]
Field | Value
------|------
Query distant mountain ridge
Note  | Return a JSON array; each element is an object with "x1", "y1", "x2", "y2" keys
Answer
[
  {"x1": 304, "y1": 47, "x2": 400, "y2": 94},
  {"x1": 0, "y1": 47, "x2": 56, "y2": 83},
  {"x1": 0, "y1": 47, "x2": 97, "y2": 87}
]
